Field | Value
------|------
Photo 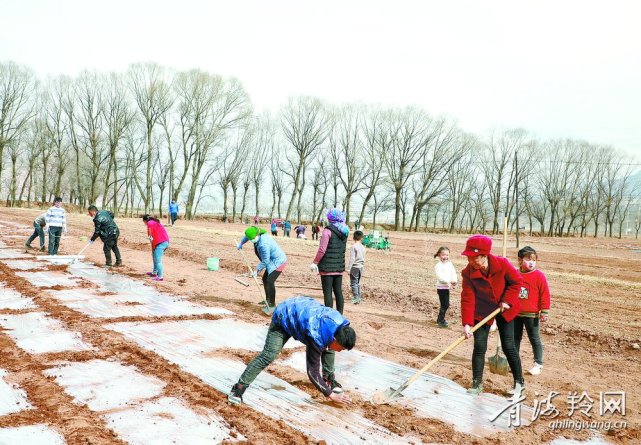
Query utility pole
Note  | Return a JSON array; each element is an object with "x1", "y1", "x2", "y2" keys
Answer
[
  {"x1": 167, "y1": 182, "x2": 172, "y2": 226},
  {"x1": 515, "y1": 150, "x2": 520, "y2": 248}
]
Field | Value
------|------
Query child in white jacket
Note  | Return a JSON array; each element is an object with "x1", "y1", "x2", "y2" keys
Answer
[{"x1": 434, "y1": 246, "x2": 457, "y2": 328}]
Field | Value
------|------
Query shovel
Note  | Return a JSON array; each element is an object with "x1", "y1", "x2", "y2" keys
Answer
[
  {"x1": 488, "y1": 331, "x2": 509, "y2": 376},
  {"x1": 372, "y1": 307, "x2": 502, "y2": 405},
  {"x1": 487, "y1": 216, "x2": 510, "y2": 375},
  {"x1": 234, "y1": 239, "x2": 273, "y2": 316}
]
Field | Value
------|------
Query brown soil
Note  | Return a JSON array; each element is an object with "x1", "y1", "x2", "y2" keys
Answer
[{"x1": 0, "y1": 207, "x2": 639, "y2": 444}]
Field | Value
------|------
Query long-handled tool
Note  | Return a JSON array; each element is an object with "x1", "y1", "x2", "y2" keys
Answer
[
  {"x1": 372, "y1": 307, "x2": 502, "y2": 405},
  {"x1": 234, "y1": 239, "x2": 272, "y2": 316},
  {"x1": 71, "y1": 241, "x2": 92, "y2": 264}
]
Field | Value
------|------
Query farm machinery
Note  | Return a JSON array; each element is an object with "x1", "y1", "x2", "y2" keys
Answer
[{"x1": 362, "y1": 230, "x2": 391, "y2": 251}]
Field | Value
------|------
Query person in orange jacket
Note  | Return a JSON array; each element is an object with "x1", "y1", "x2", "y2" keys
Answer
[{"x1": 460, "y1": 234, "x2": 524, "y2": 396}]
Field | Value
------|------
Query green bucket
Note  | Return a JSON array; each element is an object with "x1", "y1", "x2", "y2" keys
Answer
[{"x1": 207, "y1": 257, "x2": 220, "y2": 271}]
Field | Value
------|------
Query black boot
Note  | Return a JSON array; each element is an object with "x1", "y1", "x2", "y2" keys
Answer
[
  {"x1": 228, "y1": 383, "x2": 247, "y2": 405},
  {"x1": 114, "y1": 259, "x2": 122, "y2": 267}
]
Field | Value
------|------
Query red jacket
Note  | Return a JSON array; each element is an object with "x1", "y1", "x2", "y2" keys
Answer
[
  {"x1": 147, "y1": 220, "x2": 169, "y2": 249},
  {"x1": 460, "y1": 254, "x2": 522, "y2": 326},
  {"x1": 518, "y1": 269, "x2": 550, "y2": 317}
]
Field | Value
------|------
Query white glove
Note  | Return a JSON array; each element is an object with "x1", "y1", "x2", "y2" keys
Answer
[
  {"x1": 251, "y1": 270, "x2": 258, "y2": 278},
  {"x1": 237, "y1": 243, "x2": 243, "y2": 250},
  {"x1": 464, "y1": 324, "x2": 472, "y2": 339},
  {"x1": 490, "y1": 320, "x2": 497, "y2": 332},
  {"x1": 309, "y1": 263, "x2": 319, "y2": 273}
]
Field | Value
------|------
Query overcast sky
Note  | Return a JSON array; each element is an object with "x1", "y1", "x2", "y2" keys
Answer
[{"x1": 2, "y1": 0, "x2": 640, "y2": 160}]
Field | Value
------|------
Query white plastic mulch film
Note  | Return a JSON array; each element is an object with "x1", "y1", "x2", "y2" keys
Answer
[{"x1": 45, "y1": 359, "x2": 238, "y2": 445}]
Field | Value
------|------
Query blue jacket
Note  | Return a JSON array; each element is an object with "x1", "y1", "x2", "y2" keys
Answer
[
  {"x1": 284, "y1": 221, "x2": 291, "y2": 230},
  {"x1": 274, "y1": 297, "x2": 349, "y2": 349},
  {"x1": 240, "y1": 234, "x2": 287, "y2": 274},
  {"x1": 169, "y1": 202, "x2": 179, "y2": 214}
]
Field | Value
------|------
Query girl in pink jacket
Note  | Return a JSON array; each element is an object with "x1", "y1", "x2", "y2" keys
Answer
[{"x1": 143, "y1": 215, "x2": 169, "y2": 281}]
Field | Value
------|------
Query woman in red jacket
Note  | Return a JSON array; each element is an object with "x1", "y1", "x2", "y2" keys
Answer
[
  {"x1": 142, "y1": 214, "x2": 170, "y2": 281},
  {"x1": 460, "y1": 234, "x2": 524, "y2": 396}
]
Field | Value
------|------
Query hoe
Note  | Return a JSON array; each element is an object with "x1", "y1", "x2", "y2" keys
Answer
[{"x1": 372, "y1": 307, "x2": 502, "y2": 405}]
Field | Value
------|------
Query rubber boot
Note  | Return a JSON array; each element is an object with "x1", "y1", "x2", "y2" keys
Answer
[{"x1": 467, "y1": 379, "x2": 483, "y2": 395}]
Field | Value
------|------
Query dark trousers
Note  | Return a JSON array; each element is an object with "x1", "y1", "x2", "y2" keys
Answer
[
  {"x1": 238, "y1": 318, "x2": 335, "y2": 386},
  {"x1": 472, "y1": 314, "x2": 523, "y2": 383},
  {"x1": 350, "y1": 267, "x2": 362, "y2": 301},
  {"x1": 321, "y1": 274, "x2": 344, "y2": 314},
  {"x1": 48, "y1": 226, "x2": 62, "y2": 255},
  {"x1": 262, "y1": 269, "x2": 281, "y2": 307},
  {"x1": 437, "y1": 289, "x2": 450, "y2": 323},
  {"x1": 27, "y1": 222, "x2": 45, "y2": 248},
  {"x1": 103, "y1": 235, "x2": 121, "y2": 265},
  {"x1": 170, "y1": 213, "x2": 177, "y2": 225},
  {"x1": 514, "y1": 316, "x2": 544, "y2": 365},
  {"x1": 312, "y1": 231, "x2": 318, "y2": 240}
]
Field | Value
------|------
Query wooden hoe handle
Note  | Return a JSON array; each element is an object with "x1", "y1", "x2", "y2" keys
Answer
[{"x1": 403, "y1": 307, "x2": 502, "y2": 389}]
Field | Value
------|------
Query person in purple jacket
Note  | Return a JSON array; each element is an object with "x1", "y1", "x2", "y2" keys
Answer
[{"x1": 310, "y1": 208, "x2": 349, "y2": 314}]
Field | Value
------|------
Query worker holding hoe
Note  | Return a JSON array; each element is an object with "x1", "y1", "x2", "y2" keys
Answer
[
  {"x1": 460, "y1": 234, "x2": 524, "y2": 396},
  {"x1": 237, "y1": 226, "x2": 287, "y2": 309},
  {"x1": 228, "y1": 296, "x2": 356, "y2": 405}
]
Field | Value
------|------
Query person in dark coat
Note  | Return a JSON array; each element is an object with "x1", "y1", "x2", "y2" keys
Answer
[
  {"x1": 87, "y1": 205, "x2": 121, "y2": 268},
  {"x1": 310, "y1": 208, "x2": 349, "y2": 314}
]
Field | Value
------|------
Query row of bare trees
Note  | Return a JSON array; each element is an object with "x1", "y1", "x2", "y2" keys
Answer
[{"x1": 1, "y1": 60, "x2": 639, "y2": 237}]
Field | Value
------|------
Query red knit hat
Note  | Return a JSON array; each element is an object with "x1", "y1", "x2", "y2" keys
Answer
[{"x1": 461, "y1": 234, "x2": 492, "y2": 256}]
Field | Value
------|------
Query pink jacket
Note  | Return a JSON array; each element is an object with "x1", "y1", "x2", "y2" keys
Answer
[{"x1": 147, "y1": 220, "x2": 169, "y2": 249}]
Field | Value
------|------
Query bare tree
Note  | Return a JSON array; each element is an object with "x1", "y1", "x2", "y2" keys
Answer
[
  {"x1": 251, "y1": 114, "x2": 275, "y2": 218},
  {"x1": 383, "y1": 107, "x2": 431, "y2": 231},
  {"x1": 5, "y1": 136, "x2": 25, "y2": 205},
  {"x1": 43, "y1": 77, "x2": 69, "y2": 200},
  {"x1": 445, "y1": 135, "x2": 478, "y2": 233},
  {"x1": 367, "y1": 185, "x2": 394, "y2": 229},
  {"x1": 218, "y1": 127, "x2": 252, "y2": 222},
  {"x1": 280, "y1": 96, "x2": 329, "y2": 221},
  {"x1": 409, "y1": 119, "x2": 467, "y2": 231},
  {"x1": 0, "y1": 62, "x2": 36, "y2": 192},
  {"x1": 357, "y1": 109, "x2": 387, "y2": 225},
  {"x1": 128, "y1": 63, "x2": 174, "y2": 213},
  {"x1": 172, "y1": 70, "x2": 251, "y2": 219},
  {"x1": 329, "y1": 105, "x2": 368, "y2": 220},
  {"x1": 19, "y1": 117, "x2": 47, "y2": 205},
  {"x1": 102, "y1": 73, "x2": 134, "y2": 213},
  {"x1": 601, "y1": 152, "x2": 634, "y2": 237},
  {"x1": 270, "y1": 144, "x2": 285, "y2": 219},
  {"x1": 309, "y1": 160, "x2": 330, "y2": 223}
]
